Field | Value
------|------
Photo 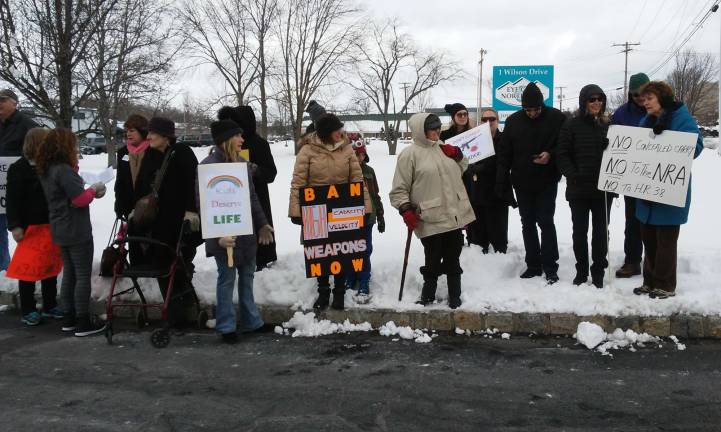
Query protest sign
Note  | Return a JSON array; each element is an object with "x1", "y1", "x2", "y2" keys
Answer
[
  {"x1": 0, "y1": 156, "x2": 20, "y2": 214},
  {"x1": 598, "y1": 125, "x2": 698, "y2": 207},
  {"x1": 444, "y1": 122, "x2": 495, "y2": 163},
  {"x1": 300, "y1": 182, "x2": 368, "y2": 278},
  {"x1": 6, "y1": 224, "x2": 63, "y2": 281},
  {"x1": 197, "y1": 163, "x2": 253, "y2": 239}
]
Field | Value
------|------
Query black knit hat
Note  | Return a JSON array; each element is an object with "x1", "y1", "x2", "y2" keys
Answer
[
  {"x1": 521, "y1": 82, "x2": 544, "y2": 108},
  {"x1": 316, "y1": 113, "x2": 344, "y2": 140},
  {"x1": 306, "y1": 100, "x2": 327, "y2": 123},
  {"x1": 444, "y1": 103, "x2": 467, "y2": 117},
  {"x1": 424, "y1": 114, "x2": 442, "y2": 131},
  {"x1": 210, "y1": 119, "x2": 243, "y2": 146},
  {"x1": 148, "y1": 117, "x2": 175, "y2": 139}
]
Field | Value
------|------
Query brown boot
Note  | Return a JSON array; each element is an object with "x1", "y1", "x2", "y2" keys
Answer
[{"x1": 615, "y1": 263, "x2": 641, "y2": 278}]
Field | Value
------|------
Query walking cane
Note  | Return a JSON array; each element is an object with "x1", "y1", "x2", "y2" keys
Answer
[{"x1": 398, "y1": 228, "x2": 413, "y2": 301}]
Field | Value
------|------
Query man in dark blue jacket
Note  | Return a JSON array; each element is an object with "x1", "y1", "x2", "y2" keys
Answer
[{"x1": 611, "y1": 73, "x2": 649, "y2": 278}]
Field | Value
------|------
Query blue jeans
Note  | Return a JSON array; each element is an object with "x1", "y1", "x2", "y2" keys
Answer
[
  {"x1": 345, "y1": 224, "x2": 374, "y2": 293},
  {"x1": 0, "y1": 215, "x2": 9, "y2": 271},
  {"x1": 213, "y1": 256, "x2": 264, "y2": 334}
]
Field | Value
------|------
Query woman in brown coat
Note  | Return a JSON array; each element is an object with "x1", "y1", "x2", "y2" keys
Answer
[{"x1": 289, "y1": 113, "x2": 371, "y2": 310}]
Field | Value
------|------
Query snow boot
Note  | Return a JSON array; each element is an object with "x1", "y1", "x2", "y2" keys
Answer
[
  {"x1": 313, "y1": 286, "x2": 331, "y2": 310},
  {"x1": 545, "y1": 272, "x2": 559, "y2": 285},
  {"x1": 633, "y1": 285, "x2": 652, "y2": 296},
  {"x1": 520, "y1": 268, "x2": 542, "y2": 279},
  {"x1": 416, "y1": 276, "x2": 438, "y2": 306},
  {"x1": 591, "y1": 272, "x2": 604, "y2": 289},
  {"x1": 573, "y1": 273, "x2": 588, "y2": 286},
  {"x1": 331, "y1": 286, "x2": 345, "y2": 310},
  {"x1": 447, "y1": 274, "x2": 462, "y2": 309},
  {"x1": 616, "y1": 263, "x2": 641, "y2": 278}
]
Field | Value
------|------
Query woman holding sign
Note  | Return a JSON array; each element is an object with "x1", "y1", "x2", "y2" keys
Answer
[
  {"x1": 390, "y1": 113, "x2": 475, "y2": 309},
  {"x1": 633, "y1": 81, "x2": 704, "y2": 299},
  {"x1": 557, "y1": 84, "x2": 615, "y2": 288},
  {"x1": 199, "y1": 119, "x2": 275, "y2": 344}
]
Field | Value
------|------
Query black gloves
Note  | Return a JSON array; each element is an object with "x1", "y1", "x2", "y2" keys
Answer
[
  {"x1": 290, "y1": 216, "x2": 302, "y2": 225},
  {"x1": 377, "y1": 215, "x2": 385, "y2": 233}
]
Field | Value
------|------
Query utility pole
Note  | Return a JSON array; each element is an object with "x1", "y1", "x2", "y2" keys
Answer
[
  {"x1": 477, "y1": 48, "x2": 487, "y2": 126},
  {"x1": 557, "y1": 86, "x2": 566, "y2": 112},
  {"x1": 612, "y1": 41, "x2": 641, "y2": 96},
  {"x1": 400, "y1": 82, "x2": 411, "y2": 135}
]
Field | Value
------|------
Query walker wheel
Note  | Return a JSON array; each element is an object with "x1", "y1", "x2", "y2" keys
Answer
[
  {"x1": 105, "y1": 323, "x2": 113, "y2": 345},
  {"x1": 197, "y1": 309, "x2": 209, "y2": 329},
  {"x1": 150, "y1": 328, "x2": 170, "y2": 348},
  {"x1": 135, "y1": 310, "x2": 148, "y2": 329}
]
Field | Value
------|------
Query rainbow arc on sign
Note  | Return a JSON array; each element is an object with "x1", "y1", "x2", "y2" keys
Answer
[{"x1": 207, "y1": 175, "x2": 243, "y2": 189}]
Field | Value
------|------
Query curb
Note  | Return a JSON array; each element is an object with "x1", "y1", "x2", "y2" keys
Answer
[{"x1": 2, "y1": 292, "x2": 720, "y2": 339}]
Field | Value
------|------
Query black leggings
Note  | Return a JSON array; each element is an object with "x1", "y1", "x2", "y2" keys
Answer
[{"x1": 18, "y1": 278, "x2": 58, "y2": 315}]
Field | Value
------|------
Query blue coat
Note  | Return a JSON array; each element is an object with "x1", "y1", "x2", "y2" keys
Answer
[
  {"x1": 635, "y1": 103, "x2": 704, "y2": 226},
  {"x1": 612, "y1": 100, "x2": 646, "y2": 127}
]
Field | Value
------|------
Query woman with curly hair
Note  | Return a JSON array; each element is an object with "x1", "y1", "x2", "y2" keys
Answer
[{"x1": 37, "y1": 128, "x2": 107, "y2": 336}]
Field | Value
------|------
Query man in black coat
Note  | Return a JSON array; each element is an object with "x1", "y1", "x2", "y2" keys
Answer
[
  {"x1": 0, "y1": 89, "x2": 38, "y2": 270},
  {"x1": 556, "y1": 84, "x2": 615, "y2": 288},
  {"x1": 218, "y1": 105, "x2": 278, "y2": 270},
  {"x1": 496, "y1": 83, "x2": 566, "y2": 283}
]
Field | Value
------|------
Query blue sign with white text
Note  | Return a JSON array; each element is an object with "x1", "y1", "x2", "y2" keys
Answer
[{"x1": 492, "y1": 65, "x2": 554, "y2": 123}]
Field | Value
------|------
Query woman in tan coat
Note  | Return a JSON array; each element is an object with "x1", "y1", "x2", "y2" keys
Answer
[
  {"x1": 289, "y1": 113, "x2": 371, "y2": 310},
  {"x1": 389, "y1": 113, "x2": 475, "y2": 308}
]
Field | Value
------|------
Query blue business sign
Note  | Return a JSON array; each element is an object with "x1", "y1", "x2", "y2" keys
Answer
[{"x1": 492, "y1": 65, "x2": 554, "y2": 123}]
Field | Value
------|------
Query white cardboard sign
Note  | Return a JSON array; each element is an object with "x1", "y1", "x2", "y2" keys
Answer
[
  {"x1": 598, "y1": 125, "x2": 698, "y2": 208},
  {"x1": 197, "y1": 163, "x2": 253, "y2": 239},
  {"x1": 444, "y1": 122, "x2": 495, "y2": 163},
  {"x1": 0, "y1": 157, "x2": 20, "y2": 215}
]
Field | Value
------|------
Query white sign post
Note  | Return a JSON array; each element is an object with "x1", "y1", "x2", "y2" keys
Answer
[
  {"x1": 0, "y1": 157, "x2": 20, "y2": 215},
  {"x1": 598, "y1": 125, "x2": 698, "y2": 208},
  {"x1": 197, "y1": 163, "x2": 253, "y2": 249},
  {"x1": 444, "y1": 122, "x2": 495, "y2": 163}
]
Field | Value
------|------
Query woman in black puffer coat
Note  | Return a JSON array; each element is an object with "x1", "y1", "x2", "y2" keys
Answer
[{"x1": 557, "y1": 84, "x2": 615, "y2": 288}]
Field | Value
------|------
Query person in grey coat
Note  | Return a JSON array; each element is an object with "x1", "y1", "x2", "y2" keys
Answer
[{"x1": 198, "y1": 119, "x2": 275, "y2": 344}]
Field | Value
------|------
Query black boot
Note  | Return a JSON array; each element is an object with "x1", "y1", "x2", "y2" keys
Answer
[
  {"x1": 573, "y1": 273, "x2": 588, "y2": 286},
  {"x1": 313, "y1": 286, "x2": 330, "y2": 310},
  {"x1": 416, "y1": 276, "x2": 438, "y2": 306},
  {"x1": 447, "y1": 274, "x2": 462, "y2": 309},
  {"x1": 331, "y1": 286, "x2": 345, "y2": 310},
  {"x1": 591, "y1": 272, "x2": 604, "y2": 289}
]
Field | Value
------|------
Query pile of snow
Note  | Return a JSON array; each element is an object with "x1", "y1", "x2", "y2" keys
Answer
[
  {"x1": 280, "y1": 311, "x2": 372, "y2": 338},
  {"x1": 574, "y1": 322, "x2": 687, "y2": 356},
  {"x1": 379, "y1": 321, "x2": 432, "y2": 343}
]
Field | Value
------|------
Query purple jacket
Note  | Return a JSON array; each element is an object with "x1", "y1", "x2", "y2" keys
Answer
[{"x1": 611, "y1": 100, "x2": 646, "y2": 127}]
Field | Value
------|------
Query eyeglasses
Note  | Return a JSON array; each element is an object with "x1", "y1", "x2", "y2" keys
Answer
[
  {"x1": 588, "y1": 96, "x2": 604, "y2": 103},
  {"x1": 480, "y1": 117, "x2": 497, "y2": 123},
  {"x1": 455, "y1": 112, "x2": 468, "y2": 118}
]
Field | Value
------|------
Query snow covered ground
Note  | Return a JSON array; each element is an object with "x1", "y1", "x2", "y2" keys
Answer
[{"x1": 1, "y1": 137, "x2": 719, "y2": 317}]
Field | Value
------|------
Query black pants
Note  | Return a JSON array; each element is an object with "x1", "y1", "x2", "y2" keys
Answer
[
  {"x1": 471, "y1": 204, "x2": 509, "y2": 253},
  {"x1": 156, "y1": 244, "x2": 198, "y2": 325},
  {"x1": 640, "y1": 224, "x2": 680, "y2": 292},
  {"x1": 515, "y1": 184, "x2": 559, "y2": 274},
  {"x1": 317, "y1": 274, "x2": 346, "y2": 290},
  {"x1": 569, "y1": 196, "x2": 613, "y2": 277},
  {"x1": 623, "y1": 196, "x2": 643, "y2": 265},
  {"x1": 18, "y1": 277, "x2": 57, "y2": 315},
  {"x1": 420, "y1": 229, "x2": 464, "y2": 278}
]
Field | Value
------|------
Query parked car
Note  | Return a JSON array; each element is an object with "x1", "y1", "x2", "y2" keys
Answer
[
  {"x1": 80, "y1": 136, "x2": 107, "y2": 155},
  {"x1": 178, "y1": 134, "x2": 201, "y2": 147},
  {"x1": 199, "y1": 133, "x2": 213, "y2": 146}
]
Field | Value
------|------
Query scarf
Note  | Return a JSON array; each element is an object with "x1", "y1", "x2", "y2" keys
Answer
[
  {"x1": 127, "y1": 139, "x2": 149, "y2": 187},
  {"x1": 127, "y1": 139, "x2": 150, "y2": 155}
]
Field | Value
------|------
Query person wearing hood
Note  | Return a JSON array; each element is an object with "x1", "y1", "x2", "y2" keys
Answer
[
  {"x1": 217, "y1": 105, "x2": 278, "y2": 271},
  {"x1": 389, "y1": 113, "x2": 476, "y2": 309},
  {"x1": 611, "y1": 72, "x2": 650, "y2": 279},
  {"x1": 198, "y1": 119, "x2": 275, "y2": 343},
  {"x1": 557, "y1": 85, "x2": 615, "y2": 288},
  {"x1": 633, "y1": 81, "x2": 704, "y2": 300},
  {"x1": 496, "y1": 82, "x2": 566, "y2": 284},
  {"x1": 440, "y1": 103, "x2": 471, "y2": 141},
  {"x1": 288, "y1": 113, "x2": 372, "y2": 311}
]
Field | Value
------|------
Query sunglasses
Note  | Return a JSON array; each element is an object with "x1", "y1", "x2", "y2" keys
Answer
[
  {"x1": 455, "y1": 112, "x2": 469, "y2": 118},
  {"x1": 588, "y1": 96, "x2": 604, "y2": 103},
  {"x1": 480, "y1": 117, "x2": 497, "y2": 123}
]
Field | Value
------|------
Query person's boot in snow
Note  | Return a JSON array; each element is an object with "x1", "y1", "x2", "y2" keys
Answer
[
  {"x1": 520, "y1": 268, "x2": 542, "y2": 279},
  {"x1": 545, "y1": 272, "x2": 559, "y2": 285},
  {"x1": 416, "y1": 276, "x2": 438, "y2": 306},
  {"x1": 573, "y1": 272, "x2": 588, "y2": 285},
  {"x1": 633, "y1": 285, "x2": 652, "y2": 295},
  {"x1": 615, "y1": 263, "x2": 641, "y2": 278},
  {"x1": 447, "y1": 274, "x2": 462, "y2": 309},
  {"x1": 353, "y1": 279, "x2": 371, "y2": 304},
  {"x1": 331, "y1": 286, "x2": 345, "y2": 310},
  {"x1": 313, "y1": 285, "x2": 331, "y2": 310},
  {"x1": 591, "y1": 272, "x2": 604, "y2": 289}
]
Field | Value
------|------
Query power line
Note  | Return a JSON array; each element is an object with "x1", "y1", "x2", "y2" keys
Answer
[
  {"x1": 625, "y1": 0, "x2": 649, "y2": 41},
  {"x1": 612, "y1": 42, "x2": 641, "y2": 95}
]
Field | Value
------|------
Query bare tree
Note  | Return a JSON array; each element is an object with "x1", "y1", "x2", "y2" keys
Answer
[
  {"x1": 83, "y1": 0, "x2": 179, "y2": 167},
  {"x1": 276, "y1": 0, "x2": 361, "y2": 151},
  {"x1": 351, "y1": 19, "x2": 460, "y2": 154},
  {"x1": 666, "y1": 49, "x2": 719, "y2": 117},
  {"x1": 0, "y1": 0, "x2": 119, "y2": 127},
  {"x1": 179, "y1": 0, "x2": 260, "y2": 107}
]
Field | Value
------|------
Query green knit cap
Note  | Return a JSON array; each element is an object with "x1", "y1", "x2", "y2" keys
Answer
[{"x1": 629, "y1": 73, "x2": 650, "y2": 92}]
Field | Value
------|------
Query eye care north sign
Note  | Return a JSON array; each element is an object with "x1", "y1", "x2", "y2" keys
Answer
[
  {"x1": 492, "y1": 65, "x2": 554, "y2": 123},
  {"x1": 198, "y1": 163, "x2": 253, "y2": 239}
]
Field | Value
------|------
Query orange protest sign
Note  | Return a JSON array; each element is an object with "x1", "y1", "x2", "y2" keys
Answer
[{"x1": 6, "y1": 224, "x2": 63, "y2": 281}]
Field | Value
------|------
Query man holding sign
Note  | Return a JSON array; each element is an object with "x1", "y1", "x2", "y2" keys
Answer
[
  {"x1": 598, "y1": 81, "x2": 704, "y2": 299},
  {"x1": 198, "y1": 119, "x2": 275, "y2": 344}
]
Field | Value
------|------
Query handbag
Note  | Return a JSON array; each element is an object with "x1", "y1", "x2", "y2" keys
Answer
[
  {"x1": 132, "y1": 148, "x2": 173, "y2": 230},
  {"x1": 99, "y1": 218, "x2": 122, "y2": 277}
]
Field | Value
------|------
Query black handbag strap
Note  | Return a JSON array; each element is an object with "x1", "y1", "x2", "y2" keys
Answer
[
  {"x1": 106, "y1": 218, "x2": 120, "y2": 247},
  {"x1": 151, "y1": 148, "x2": 174, "y2": 196}
]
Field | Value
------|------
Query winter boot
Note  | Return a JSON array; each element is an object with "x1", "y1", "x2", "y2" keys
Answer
[
  {"x1": 331, "y1": 286, "x2": 345, "y2": 310},
  {"x1": 416, "y1": 276, "x2": 438, "y2": 306},
  {"x1": 447, "y1": 274, "x2": 462, "y2": 310},
  {"x1": 520, "y1": 268, "x2": 543, "y2": 279},
  {"x1": 313, "y1": 286, "x2": 331, "y2": 310},
  {"x1": 616, "y1": 263, "x2": 641, "y2": 278},
  {"x1": 573, "y1": 273, "x2": 588, "y2": 286},
  {"x1": 591, "y1": 272, "x2": 604, "y2": 289}
]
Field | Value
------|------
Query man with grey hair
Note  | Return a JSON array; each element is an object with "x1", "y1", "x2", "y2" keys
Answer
[{"x1": 0, "y1": 89, "x2": 38, "y2": 270}]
